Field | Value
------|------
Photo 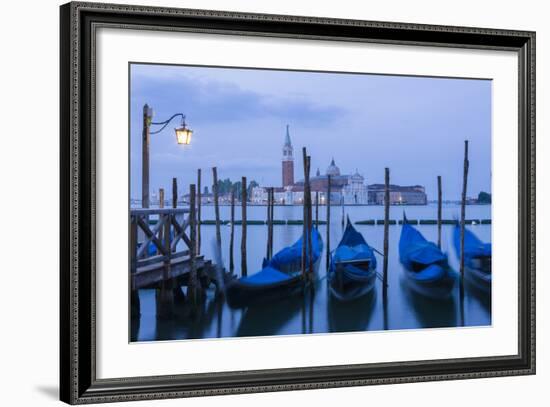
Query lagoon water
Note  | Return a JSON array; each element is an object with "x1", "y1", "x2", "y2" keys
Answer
[{"x1": 131, "y1": 203, "x2": 491, "y2": 342}]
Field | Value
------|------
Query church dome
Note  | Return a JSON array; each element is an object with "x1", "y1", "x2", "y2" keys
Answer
[
  {"x1": 351, "y1": 169, "x2": 363, "y2": 181},
  {"x1": 326, "y1": 158, "x2": 341, "y2": 177}
]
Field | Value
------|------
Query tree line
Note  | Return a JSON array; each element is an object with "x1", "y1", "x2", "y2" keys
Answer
[{"x1": 214, "y1": 178, "x2": 259, "y2": 200}]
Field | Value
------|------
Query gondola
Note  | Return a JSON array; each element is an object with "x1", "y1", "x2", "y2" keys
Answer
[
  {"x1": 225, "y1": 228, "x2": 323, "y2": 308},
  {"x1": 452, "y1": 225, "x2": 492, "y2": 291},
  {"x1": 328, "y1": 217, "x2": 377, "y2": 301},
  {"x1": 399, "y1": 216, "x2": 455, "y2": 299}
]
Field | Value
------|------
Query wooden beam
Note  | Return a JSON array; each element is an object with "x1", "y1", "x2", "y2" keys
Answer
[{"x1": 136, "y1": 216, "x2": 168, "y2": 257}]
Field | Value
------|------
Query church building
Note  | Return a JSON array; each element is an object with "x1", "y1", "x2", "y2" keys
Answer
[{"x1": 251, "y1": 126, "x2": 369, "y2": 204}]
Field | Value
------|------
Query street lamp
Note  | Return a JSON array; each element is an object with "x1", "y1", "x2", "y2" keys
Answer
[
  {"x1": 174, "y1": 120, "x2": 193, "y2": 145},
  {"x1": 142, "y1": 104, "x2": 193, "y2": 208}
]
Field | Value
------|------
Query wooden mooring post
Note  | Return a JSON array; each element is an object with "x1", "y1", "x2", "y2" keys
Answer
[
  {"x1": 270, "y1": 188, "x2": 274, "y2": 259},
  {"x1": 157, "y1": 188, "x2": 165, "y2": 256},
  {"x1": 326, "y1": 174, "x2": 331, "y2": 271},
  {"x1": 159, "y1": 188, "x2": 164, "y2": 209},
  {"x1": 341, "y1": 196, "x2": 345, "y2": 228},
  {"x1": 212, "y1": 167, "x2": 222, "y2": 251},
  {"x1": 437, "y1": 175, "x2": 442, "y2": 249},
  {"x1": 229, "y1": 188, "x2": 235, "y2": 272},
  {"x1": 315, "y1": 191, "x2": 319, "y2": 228},
  {"x1": 301, "y1": 148, "x2": 313, "y2": 279},
  {"x1": 197, "y1": 169, "x2": 201, "y2": 255},
  {"x1": 241, "y1": 176, "x2": 248, "y2": 277},
  {"x1": 383, "y1": 168, "x2": 390, "y2": 295},
  {"x1": 172, "y1": 178, "x2": 177, "y2": 209},
  {"x1": 188, "y1": 184, "x2": 200, "y2": 305},
  {"x1": 382, "y1": 167, "x2": 390, "y2": 330},
  {"x1": 157, "y1": 203, "x2": 175, "y2": 318},
  {"x1": 306, "y1": 157, "x2": 313, "y2": 277},
  {"x1": 265, "y1": 188, "x2": 271, "y2": 260},
  {"x1": 460, "y1": 141, "x2": 469, "y2": 279},
  {"x1": 265, "y1": 188, "x2": 274, "y2": 260},
  {"x1": 130, "y1": 219, "x2": 140, "y2": 319}
]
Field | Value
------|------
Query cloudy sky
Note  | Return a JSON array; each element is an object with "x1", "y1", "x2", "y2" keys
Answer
[{"x1": 130, "y1": 63, "x2": 491, "y2": 201}]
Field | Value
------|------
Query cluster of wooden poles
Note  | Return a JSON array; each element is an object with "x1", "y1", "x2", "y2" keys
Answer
[{"x1": 155, "y1": 140, "x2": 471, "y2": 309}]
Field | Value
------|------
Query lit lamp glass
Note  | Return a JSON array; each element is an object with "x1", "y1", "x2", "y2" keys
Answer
[{"x1": 175, "y1": 127, "x2": 193, "y2": 145}]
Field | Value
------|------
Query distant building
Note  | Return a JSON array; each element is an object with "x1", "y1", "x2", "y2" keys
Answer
[
  {"x1": 367, "y1": 184, "x2": 427, "y2": 205},
  {"x1": 282, "y1": 125, "x2": 295, "y2": 188},
  {"x1": 251, "y1": 127, "x2": 369, "y2": 204},
  {"x1": 251, "y1": 126, "x2": 427, "y2": 206}
]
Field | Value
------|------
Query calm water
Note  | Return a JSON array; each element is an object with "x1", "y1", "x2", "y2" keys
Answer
[{"x1": 131, "y1": 203, "x2": 491, "y2": 341}]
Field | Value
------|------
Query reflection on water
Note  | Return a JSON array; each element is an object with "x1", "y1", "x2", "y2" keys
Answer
[{"x1": 131, "y1": 204, "x2": 491, "y2": 342}]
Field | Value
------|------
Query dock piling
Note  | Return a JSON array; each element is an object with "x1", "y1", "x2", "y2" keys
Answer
[
  {"x1": 157, "y1": 208, "x2": 174, "y2": 318},
  {"x1": 212, "y1": 167, "x2": 222, "y2": 250},
  {"x1": 437, "y1": 175, "x2": 442, "y2": 249},
  {"x1": 315, "y1": 191, "x2": 319, "y2": 228},
  {"x1": 460, "y1": 141, "x2": 469, "y2": 278},
  {"x1": 130, "y1": 218, "x2": 140, "y2": 318},
  {"x1": 157, "y1": 188, "x2": 165, "y2": 255},
  {"x1": 270, "y1": 188, "x2": 274, "y2": 259},
  {"x1": 383, "y1": 168, "x2": 390, "y2": 294},
  {"x1": 159, "y1": 188, "x2": 164, "y2": 209},
  {"x1": 326, "y1": 175, "x2": 331, "y2": 271},
  {"x1": 341, "y1": 196, "x2": 345, "y2": 228},
  {"x1": 172, "y1": 178, "x2": 177, "y2": 209},
  {"x1": 197, "y1": 169, "x2": 201, "y2": 255},
  {"x1": 266, "y1": 188, "x2": 272, "y2": 260},
  {"x1": 229, "y1": 188, "x2": 235, "y2": 272},
  {"x1": 188, "y1": 184, "x2": 200, "y2": 305},
  {"x1": 306, "y1": 157, "x2": 313, "y2": 277},
  {"x1": 301, "y1": 149, "x2": 308, "y2": 279},
  {"x1": 241, "y1": 176, "x2": 248, "y2": 277}
]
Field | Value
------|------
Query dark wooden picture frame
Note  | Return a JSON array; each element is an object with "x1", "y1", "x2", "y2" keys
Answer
[{"x1": 60, "y1": 2, "x2": 535, "y2": 404}]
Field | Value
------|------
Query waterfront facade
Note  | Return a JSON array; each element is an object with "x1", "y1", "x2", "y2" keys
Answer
[
  {"x1": 368, "y1": 184, "x2": 428, "y2": 205},
  {"x1": 251, "y1": 127, "x2": 425, "y2": 205}
]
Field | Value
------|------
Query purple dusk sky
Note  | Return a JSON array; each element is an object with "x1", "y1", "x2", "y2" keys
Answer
[{"x1": 129, "y1": 63, "x2": 491, "y2": 201}]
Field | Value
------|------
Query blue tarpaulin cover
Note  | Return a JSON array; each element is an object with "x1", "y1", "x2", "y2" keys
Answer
[
  {"x1": 238, "y1": 266, "x2": 294, "y2": 286},
  {"x1": 399, "y1": 221, "x2": 448, "y2": 281},
  {"x1": 453, "y1": 225, "x2": 492, "y2": 258},
  {"x1": 268, "y1": 228, "x2": 322, "y2": 270},
  {"x1": 330, "y1": 220, "x2": 376, "y2": 276}
]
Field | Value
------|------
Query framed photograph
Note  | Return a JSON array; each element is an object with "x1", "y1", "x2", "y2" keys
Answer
[{"x1": 60, "y1": 1, "x2": 535, "y2": 404}]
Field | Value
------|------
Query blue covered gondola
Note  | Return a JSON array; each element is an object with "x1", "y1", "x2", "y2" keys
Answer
[
  {"x1": 452, "y1": 225, "x2": 491, "y2": 291},
  {"x1": 328, "y1": 218, "x2": 377, "y2": 301},
  {"x1": 399, "y1": 217, "x2": 455, "y2": 298},
  {"x1": 226, "y1": 228, "x2": 323, "y2": 308}
]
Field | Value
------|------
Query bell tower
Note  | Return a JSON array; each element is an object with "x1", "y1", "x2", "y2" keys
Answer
[{"x1": 282, "y1": 124, "x2": 294, "y2": 187}]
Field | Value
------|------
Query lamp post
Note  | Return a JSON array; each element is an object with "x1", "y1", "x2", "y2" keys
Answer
[{"x1": 141, "y1": 103, "x2": 193, "y2": 208}]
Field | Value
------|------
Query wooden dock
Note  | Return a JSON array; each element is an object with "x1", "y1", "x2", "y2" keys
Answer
[{"x1": 130, "y1": 207, "x2": 226, "y2": 318}]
